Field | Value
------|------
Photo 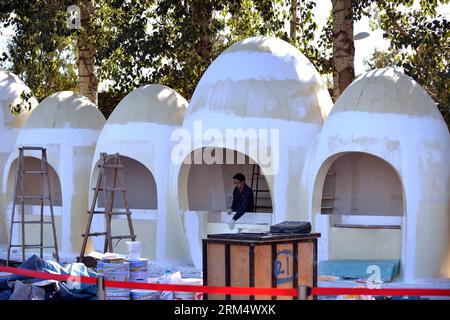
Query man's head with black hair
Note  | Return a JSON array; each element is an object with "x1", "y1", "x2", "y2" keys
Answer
[
  {"x1": 233, "y1": 173, "x2": 246, "y2": 191},
  {"x1": 233, "y1": 173, "x2": 245, "y2": 182}
]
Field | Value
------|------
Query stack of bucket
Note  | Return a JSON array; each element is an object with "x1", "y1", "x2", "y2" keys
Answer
[
  {"x1": 126, "y1": 241, "x2": 157, "y2": 300},
  {"x1": 98, "y1": 258, "x2": 131, "y2": 300},
  {"x1": 96, "y1": 241, "x2": 153, "y2": 300}
]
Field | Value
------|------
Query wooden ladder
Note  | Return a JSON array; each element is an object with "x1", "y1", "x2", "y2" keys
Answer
[
  {"x1": 6, "y1": 146, "x2": 59, "y2": 266},
  {"x1": 250, "y1": 164, "x2": 272, "y2": 212},
  {"x1": 79, "y1": 152, "x2": 136, "y2": 262}
]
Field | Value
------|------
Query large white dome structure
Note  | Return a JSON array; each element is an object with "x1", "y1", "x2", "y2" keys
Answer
[
  {"x1": 308, "y1": 68, "x2": 450, "y2": 281},
  {"x1": 0, "y1": 70, "x2": 37, "y2": 248},
  {"x1": 166, "y1": 36, "x2": 333, "y2": 267},
  {"x1": 2, "y1": 91, "x2": 105, "y2": 259},
  {"x1": 88, "y1": 84, "x2": 188, "y2": 263}
]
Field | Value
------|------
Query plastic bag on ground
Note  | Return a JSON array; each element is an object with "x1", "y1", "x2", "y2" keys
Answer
[{"x1": 157, "y1": 271, "x2": 182, "y2": 300}]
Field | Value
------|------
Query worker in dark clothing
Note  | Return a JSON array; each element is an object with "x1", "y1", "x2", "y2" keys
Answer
[{"x1": 227, "y1": 173, "x2": 254, "y2": 229}]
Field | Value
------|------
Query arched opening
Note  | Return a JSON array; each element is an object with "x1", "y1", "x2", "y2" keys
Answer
[
  {"x1": 96, "y1": 156, "x2": 157, "y2": 214},
  {"x1": 313, "y1": 152, "x2": 404, "y2": 280},
  {"x1": 4, "y1": 156, "x2": 62, "y2": 255},
  {"x1": 90, "y1": 155, "x2": 158, "y2": 259},
  {"x1": 178, "y1": 147, "x2": 274, "y2": 268},
  {"x1": 6, "y1": 156, "x2": 62, "y2": 210},
  {"x1": 322, "y1": 152, "x2": 403, "y2": 227},
  {"x1": 182, "y1": 148, "x2": 273, "y2": 216}
]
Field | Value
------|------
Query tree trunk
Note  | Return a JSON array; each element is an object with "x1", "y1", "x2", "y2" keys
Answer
[
  {"x1": 290, "y1": 0, "x2": 297, "y2": 43},
  {"x1": 78, "y1": 0, "x2": 98, "y2": 104},
  {"x1": 189, "y1": 1, "x2": 213, "y2": 63},
  {"x1": 331, "y1": 0, "x2": 355, "y2": 100}
]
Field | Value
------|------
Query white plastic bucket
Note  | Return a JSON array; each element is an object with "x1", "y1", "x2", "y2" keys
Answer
[
  {"x1": 128, "y1": 258, "x2": 149, "y2": 283},
  {"x1": 126, "y1": 241, "x2": 142, "y2": 260}
]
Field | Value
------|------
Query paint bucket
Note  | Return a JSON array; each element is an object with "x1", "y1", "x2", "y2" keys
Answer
[
  {"x1": 102, "y1": 260, "x2": 130, "y2": 300},
  {"x1": 174, "y1": 291, "x2": 196, "y2": 300},
  {"x1": 106, "y1": 288, "x2": 130, "y2": 300},
  {"x1": 128, "y1": 258, "x2": 149, "y2": 283},
  {"x1": 130, "y1": 289, "x2": 158, "y2": 300},
  {"x1": 103, "y1": 260, "x2": 130, "y2": 282},
  {"x1": 126, "y1": 241, "x2": 142, "y2": 260}
]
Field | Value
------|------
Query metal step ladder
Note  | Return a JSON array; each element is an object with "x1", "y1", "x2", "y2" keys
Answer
[
  {"x1": 79, "y1": 152, "x2": 136, "y2": 262},
  {"x1": 250, "y1": 164, "x2": 272, "y2": 212},
  {"x1": 6, "y1": 146, "x2": 59, "y2": 265}
]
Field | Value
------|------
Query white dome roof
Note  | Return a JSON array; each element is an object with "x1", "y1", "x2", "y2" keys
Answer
[
  {"x1": 0, "y1": 70, "x2": 37, "y2": 128},
  {"x1": 0, "y1": 70, "x2": 36, "y2": 105},
  {"x1": 24, "y1": 91, "x2": 105, "y2": 129},
  {"x1": 108, "y1": 84, "x2": 187, "y2": 125},
  {"x1": 187, "y1": 36, "x2": 332, "y2": 123},
  {"x1": 330, "y1": 68, "x2": 443, "y2": 120}
]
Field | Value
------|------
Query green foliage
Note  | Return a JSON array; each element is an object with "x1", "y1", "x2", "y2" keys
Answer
[
  {"x1": 9, "y1": 90, "x2": 35, "y2": 115},
  {"x1": 365, "y1": 0, "x2": 450, "y2": 126},
  {"x1": 290, "y1": 0, "x2": 333, "y2": 74},
  {"x1": 0, "y1": 0, "x2": 448, "y2": 127},
  {"x1": 0, "y1": 1, "x2": 78, "y2": 102},
  {"x1": 363, "y1": 48, "x2": 396, "y2": 69},
  {"x1": 97, "y1": 90, "x2": 127, "y2": 119}
]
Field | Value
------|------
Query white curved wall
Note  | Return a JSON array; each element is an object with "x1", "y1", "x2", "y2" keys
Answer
[
  {"x1": 0, "y1": 71, "x2": 36, "y2": 247},
  {"x1": 307, "y1": 69, "x2": 450, "y2": 281},
  {"x1": 168, "y1": 36, "x2": 333, "y2": 267}
]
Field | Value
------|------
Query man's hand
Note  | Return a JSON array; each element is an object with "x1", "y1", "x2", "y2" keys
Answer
[
  {"x1": 228, "y1": 219, "x2": 236, "y2": 230},
  {"x1": 226, "y1": 209, "x2": 234, "y2": 215}
]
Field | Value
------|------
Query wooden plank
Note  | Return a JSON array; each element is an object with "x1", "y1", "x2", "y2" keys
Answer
[
  {"x1": 274, "y1": 243, "x2": 294, "y2": 300},
  {"x1": 298, "y1": 241, "x2": 314, "y2": 300},
  {"x1": 230, "y1": 244, "x2": 249, "y2": 300},
  {"x1": 254, "y1": 245, "x2": 272, "y2": 300},
  {"x1": 207, "y1": 243, "x2": 226, "y2": 300}
]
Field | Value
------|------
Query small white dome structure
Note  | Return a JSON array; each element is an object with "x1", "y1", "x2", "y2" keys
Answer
[
  {"x1": 0, "y1": 70, "x2": 37, "y2": 248},
  {"x1": 308, "y1": 68, "x2": 450, "y2": 281},
  {"x1": 89, "y1": 84, "x2": 188, "y2": 262},
  {"x1": 167, "y1": 36, "x2": 333, "y2": 267},
  {"x1": 2, "y1": 91, "x2": 105, "y2": 259}
]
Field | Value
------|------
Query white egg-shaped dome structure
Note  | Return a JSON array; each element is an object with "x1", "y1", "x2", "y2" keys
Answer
[
  {"x1": 0, "y1": 70, "x2": 37, "y2": 249},
  {"x1": 2, "y1": 91, "x2": 105, "y2": 260},
  {"x1": 89, "y1": 84, "x2": 188, "y2": 263},
  {"x1": 308, "y1": 68, "x2": 450, "y2": 281},
  {"x1": 167, "y1": 36, "x2": 333, "y2": 267}
]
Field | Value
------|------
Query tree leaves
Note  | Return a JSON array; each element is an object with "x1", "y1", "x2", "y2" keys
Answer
[{"x1": 0, "y1": 0, "x2": 448, "y2": 126}]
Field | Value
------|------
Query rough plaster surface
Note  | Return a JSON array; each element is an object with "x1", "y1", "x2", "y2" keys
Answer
[
  {"x1": 89, "y1": 85, "x2": 188, "y2": 265},
  {"x1": 23, "y1": 91, "x2": 104, "y2": 129},
  {"x1": 189, "y1": 36, "x2": 332, "y2": 122},
  {"x1": 174, "y1": 36, "x2": 333, "y2": 266},
  {"x1": 0, "y1": 71, "x2": 36, "y2": 247},
  {"x1": 308, "y1": 68, "x2": 450, "y2": 281},
  {"x1": 1, "y1": 92, "x2": 105, "y2": 258},
  {"x1": 1, "y1": 45, "x2": 448, "y2": 283},
  {"x1": 108, "y1": 84, "x2": 187, "y2": 126}
]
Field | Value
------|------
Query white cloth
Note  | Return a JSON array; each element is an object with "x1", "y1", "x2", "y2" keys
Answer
[{"x1": 228, "y1": 219, "x2": 236, "y2": 230}]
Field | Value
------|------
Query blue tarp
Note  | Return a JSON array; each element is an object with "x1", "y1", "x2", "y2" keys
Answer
[
  {"x1": 0, "y1": 255, "x2": 98, "y2": 300},
  {"x1": 319, "y1": 259, "x2": 401, "y2": 282}
]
